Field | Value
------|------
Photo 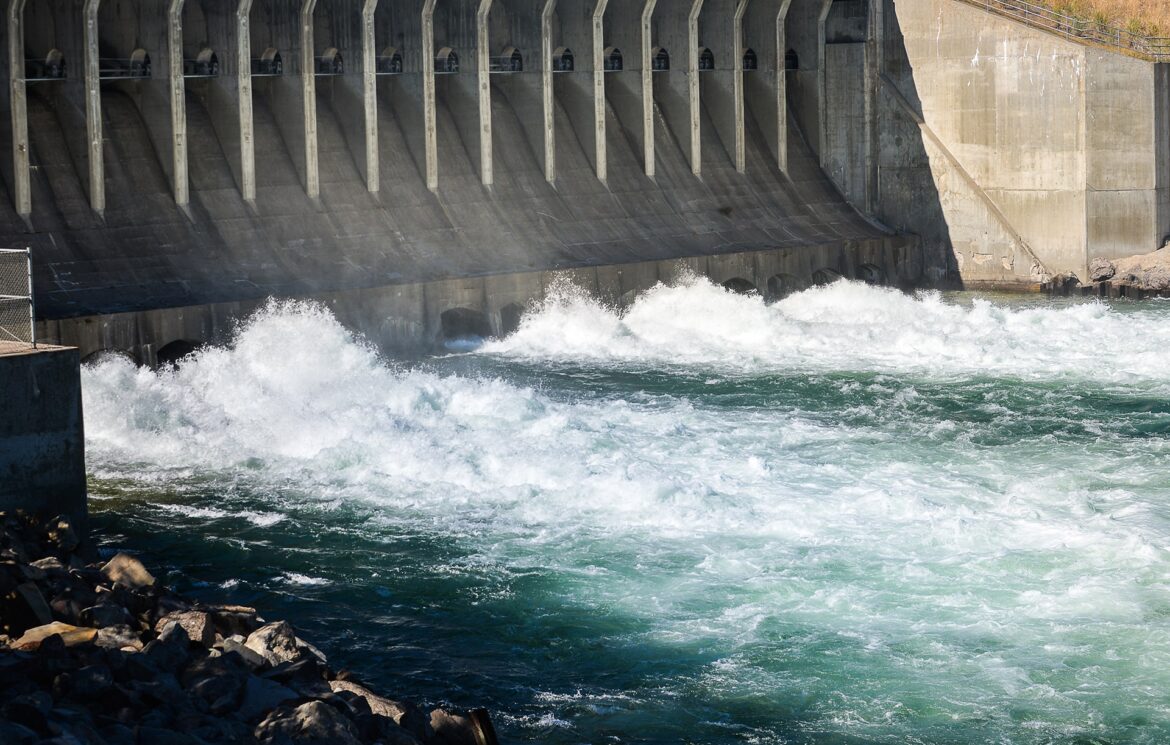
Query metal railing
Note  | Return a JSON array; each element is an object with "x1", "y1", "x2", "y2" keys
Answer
[
  {"x1": 957, "y1": 0, "x2": 1170, "y2": 61},
  {"x1": 0, "y1": 248, "x2": 35, "y2": 349}
]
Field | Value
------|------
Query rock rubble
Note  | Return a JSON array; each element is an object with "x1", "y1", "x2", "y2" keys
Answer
[
  {"x1": 0, "y1": 510, "x2": 499, "y2": 745},
  {"x1": 1084, "y1": 242, "x2": 1170, "y2": 294}
]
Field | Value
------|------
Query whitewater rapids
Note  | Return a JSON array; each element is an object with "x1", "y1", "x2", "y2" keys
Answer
[{"x1": 82, "y1": 279, "x2": 1170, "y2": 743}]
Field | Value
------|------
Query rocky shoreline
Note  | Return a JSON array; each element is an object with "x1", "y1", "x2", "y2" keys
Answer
[{"x1": 0, "y1": 511, "x2": 498, "y2": 745}]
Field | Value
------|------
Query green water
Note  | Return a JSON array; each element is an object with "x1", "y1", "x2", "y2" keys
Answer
[{"x1": 83, "y1": 281, "x2": 1170, "y2": 743}]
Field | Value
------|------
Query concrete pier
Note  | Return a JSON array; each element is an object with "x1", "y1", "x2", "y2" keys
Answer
[{"x1": 0, "y1": 343, "x2": 86, "y2": 528}]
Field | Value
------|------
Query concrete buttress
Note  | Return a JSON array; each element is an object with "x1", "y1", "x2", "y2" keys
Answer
[
  {"x1": 168, "y1": 0, "x2": 189, "y2": 206},
  {"x1": 83, "y1": 0, "x2": 104, "y2": 214},
  {"x1": 362, "y1": 0, "x2": 379, "y2": 193},
  {"x1": 299, "y1": 0, "x2": 319, "y2": 199},
  {"x1": 421, "y1": 0, "x2": 437, "y2": 190},
  {"x1": 591, "y1": 0, "x2": 608, "y2": 183},
  {"x1": 476, "y1": 0, "x2": 492, "y2": 186},
  {"x1": 687, "y1": 0, "x2": 703, "y2": 177},
  {"x1": 6, "y1": 0, "x2": 30, "y2": 218},
  {"x1": 640, "y1": 0, "x2": 657, "y2": 178},
  {"x1": 541, "y1": 0, "x2": 556, "y2": 182},
  {"x1": 237, "y1": 0, "x2": 256, "y2": 201}
]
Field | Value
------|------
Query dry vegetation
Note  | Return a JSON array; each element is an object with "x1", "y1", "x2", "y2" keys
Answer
[{"x1": 1042, "y1": 0, "x2": 1170, "y2": 36}]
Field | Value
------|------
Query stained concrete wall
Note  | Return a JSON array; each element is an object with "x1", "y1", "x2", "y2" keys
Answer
[
  {"x1": 0, "y1": 346, "x2": 86, "y2": 529},
  {"x1": 0, "y1": 0, "x2": 901, "y2": 325},
  {"x1": 878, "y1": 0, "x2": 1170, "y2": 284}
]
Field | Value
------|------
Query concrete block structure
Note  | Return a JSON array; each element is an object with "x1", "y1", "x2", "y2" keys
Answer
[
  {"x1": 0, "y1": 344, "x2": 86, "y2": 528},
  {"x1": 874, "y1": 0, "x2": 1169, "y2": 284}
]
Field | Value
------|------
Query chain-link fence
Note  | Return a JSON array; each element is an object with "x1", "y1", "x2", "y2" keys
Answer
[
  {"x1": 958, "y1": 0, "x2": 1170, "y2": 62},
  {"x1": 0, "y1": 248, "x2": 35, "y2": 348}
]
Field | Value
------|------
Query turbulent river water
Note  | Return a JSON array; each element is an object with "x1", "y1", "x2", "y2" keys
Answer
[{"x1": 82, "y1": 279, "x2": 1170, "y2": 744}]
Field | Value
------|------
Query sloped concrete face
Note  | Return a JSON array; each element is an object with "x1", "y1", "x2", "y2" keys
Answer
[
  {"x1": 2, "y1": 0, "x2": 904, "y2": 326},
  {"x1": 0, "y1": 346, "x2": 86, "y2": 529},
  {"x1": 879, "y1": 0, "x2": 1170, "y2": 285}
]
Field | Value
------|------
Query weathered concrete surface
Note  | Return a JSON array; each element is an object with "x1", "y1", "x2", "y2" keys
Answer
[
  {"x1": 876, "y1": 0, "x2": 1170, "y2": 285},
  {"x1": 0, "y1": 0, "x2": 902, "y2": 325},
  {"x1": 0, "y1": 344, "x2": 86, "y2": 528}
]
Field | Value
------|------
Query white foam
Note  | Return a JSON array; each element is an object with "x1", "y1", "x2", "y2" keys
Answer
[
  {"x1": 80, "y1": 294, "x2": 1170, "y2": 738},
  {"x1": 484, "y1": 277, "x2": 1170, "y2": 388}
]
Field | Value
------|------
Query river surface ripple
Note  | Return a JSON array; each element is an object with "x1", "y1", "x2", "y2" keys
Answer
[{"x1": 83, "y1": 280, "x2": 1170, "y2": 744}]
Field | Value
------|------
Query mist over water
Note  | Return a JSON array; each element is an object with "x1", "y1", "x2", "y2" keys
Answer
[{"x1": 83, "y1": 281, "x2": 1170, "y2": 743}]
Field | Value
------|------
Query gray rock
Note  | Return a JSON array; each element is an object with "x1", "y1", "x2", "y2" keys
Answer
[
  {"x1": 245, "y1": 621, "x2": 301, "y2": 666},
  {"x1": 329, "y1": 680, "x2": 432, "y2": 740},
  {"x1": 83, "y1": 602, "x2": 135, "y2": 629},
  {"x1": 94, "y1": 625, "x2": 142, "y2": 651},
  {"x1": 189, "y1": 674, "x2": 244, "y2": 716},
  {"x1": 223, "y1": 636, "x2": 269, "y2": 670},
  {"x1": 1089, "y1": 257, "x2": 1115, "y2": 281},
  {"x1": 156, "y1": 611, "x2": 215, "y2": 648},
  {"x1": 101, "y1": 554, "x2": 155, "y2": 590},
  {"x1": 254, "y1": 700, "x2": 363, "y2": 745},
  {"x1": 48, "y1": 516, "x2": 80, "y2": 553},
  {"x1": 238, "y1": 676, "x2": 300, "y2": 722},
  {"x1": 429, "y1": 707, "x2": 498, "y2": 745},
  {"x1": 142, "y1": 623, "x2": 190, "y2": 672},
  {"x1": 294, "y1": 636, "x2": 327, "y2": 665},
  {"x1": 157, "y1": 620, "x2": 189, "y2": 645},
  {"x1": 30, "y1": 557, "x2": 67, "y2": 574},
  {"x1": 13, "y1": 582, "x2": 54, "y2": 628},
  {"x1": 69, "y1": 664, "x2": 115, "y2": 698}
]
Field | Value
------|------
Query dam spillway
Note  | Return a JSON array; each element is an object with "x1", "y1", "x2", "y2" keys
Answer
[
  {"x1": 0, "y1": 0, "x2": 919, "y2": 361},
  {"x1": 2, "y1": 0, "x2": 1169, "y2": 361}
]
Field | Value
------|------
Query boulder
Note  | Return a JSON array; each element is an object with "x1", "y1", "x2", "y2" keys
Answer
[
  {"x1": 101, "y1": 554, "x2": 155, "y2": 590},
  {"x1": 429, "y1": 707, "x2": 498, "y2": 745},
  {"x1": 1106, "y1": 248, "x2": 1170, "y2": 291},
  {"x1": 188, "y1": 673, "x2": 245, "y2": 716},
  {"x1": 29, "y1": 557, "x2": 66, "y2": 574},
  {"x1": 245, "y1": 621, "x2": 301, "y2": 666},
  {"x1": 222, "y1": 635, "x2": 269, "y2": 670},
  {"x1": 254, "y1": 700, "x2": 363, "y2": 745},
  {"x1": 94, "y1": 625, "x2": 142, "y2": 651},
  {"x1": 142, "y1": 622, "x2": 190, "y2": 672},
  {"x1": 237, "y1": 676, "x2": 300, "y2": 722},
  {"x1": 5, "y1": 582, "x2": 54, "y2": 634},
  {"x1": 1089, "y1": 257, "x2": 1115, "y2": 282},
  {"x1": 12, "y1": 623, "x2": 97, "y2": 650},
  {"x1": 207, "y1": 605, "x2": 261, "y2": 637},
  {"x1": 47, "y1": 516, "x2": 80, "y2": 553},
  {"x1": 330, "y1": 679, "x2": 432, "y2": 740},
  {"x1": 156, "y1": 611, "x2": 215, "y2": 648},
  {"x1": 82, "y1": 602, "x2": 135, "y2": 629},
  {"x1": 64, "y1": 664, "x2": 115, "y2": 698},
  {"x1": 263, "y1": 657, "x2": 331, "y2": 698}
]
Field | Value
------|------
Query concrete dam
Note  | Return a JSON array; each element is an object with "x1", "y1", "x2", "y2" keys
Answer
[{"x1": 0, "y1": 0, "x2": 1167, "y2": 361}]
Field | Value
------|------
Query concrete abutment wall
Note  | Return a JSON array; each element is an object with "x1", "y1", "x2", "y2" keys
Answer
[{"x1": 873, "y1": 0, "x2": 1170, "y2": 285}]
